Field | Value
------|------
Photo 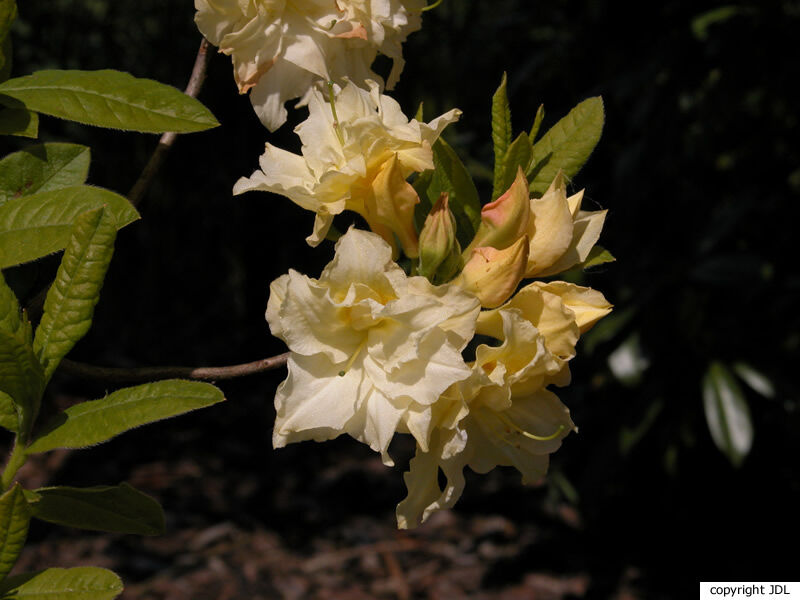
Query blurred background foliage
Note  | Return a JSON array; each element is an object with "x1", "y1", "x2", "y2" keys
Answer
[{"x1": 3, "y1": 0, "x2": 799, "y2": 596}]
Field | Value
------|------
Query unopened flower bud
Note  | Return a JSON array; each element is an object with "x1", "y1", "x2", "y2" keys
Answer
[
  {"x1": 454, "y1": 235, "x2": 530, "y2": 308},
  {"x1": 464, "y1": 167, "x2": 530, "y2": 255},
  {"x1": 418, "y1": 193, "x2": 461, "y2": 283}
]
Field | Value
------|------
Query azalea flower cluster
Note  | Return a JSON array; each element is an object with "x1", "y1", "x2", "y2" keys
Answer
[{"x1": 199, "y1": 1, "x2": 612, "y2": 527}]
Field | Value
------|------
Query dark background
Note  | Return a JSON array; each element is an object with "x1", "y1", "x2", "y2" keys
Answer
[{"x1": 3, "y1": 1, "x2": 799, "y2": 598}]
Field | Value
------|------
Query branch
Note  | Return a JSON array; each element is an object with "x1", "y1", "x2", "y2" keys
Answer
[
  {"x1": 59, "y1": 353, "x2": 289, "y2": 384},
  {"x1": 127, "y1": 37, "x2": 213, "y2": 208}
]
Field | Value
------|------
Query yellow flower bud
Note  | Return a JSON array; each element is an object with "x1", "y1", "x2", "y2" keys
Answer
[
  {"x1": 464, "y1": 167, "x2": 531, "y2": 255},
  {"x1": 418, "y1": 193, "x2": 462, "y2": 283},
  {"x1": 454, "y1": 235, "x2": 529, "y2": 308}
]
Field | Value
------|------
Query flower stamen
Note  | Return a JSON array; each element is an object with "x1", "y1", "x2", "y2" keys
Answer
[
  {"x1": 338, "y1": 335, "x2": 369, "y2": 376},
  {"x1": 496, "y1": 411, "x2": 565, "y2": 442},
  {"x1": 326, "y1": 80, "x2": 345, "y2": 146}
]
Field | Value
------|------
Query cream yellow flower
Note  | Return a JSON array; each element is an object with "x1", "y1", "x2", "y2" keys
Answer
[
  {"x1": 396, "y1": 280, "x2": 612, "y2": 528},
  {"x1": 266, "y1": 228, "x2": 480, "y2": 465},
  {"x1": 234, "y1": 80, "x2": 460, "y2": 256},
  {"x1": 194, "y1": 0, "x2": 426, "y2": 130},
  {"x1": 465, "y1": 170, "x2": 607, "y2": 278}
]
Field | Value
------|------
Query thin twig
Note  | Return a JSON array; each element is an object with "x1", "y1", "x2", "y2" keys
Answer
[
  {"x1": 25, "y1": 38, "x2": 215, "y2": 320},
  {"x1": 59, "y1": 353, "x2": 289, "y2": 384},
  {"x1": 127, "y1": 37, "x2": 213, "y2": 208}
]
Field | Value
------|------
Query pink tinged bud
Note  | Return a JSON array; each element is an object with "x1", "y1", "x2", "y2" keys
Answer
[
  {"x1": 418, "y1": 193, "x2": 461, "y2": 282},
  {"x1": 365, "y1": 153, "x2": 421, "y2": 258},
  {"x1": 455, "y1": 235, "x2": 530, "y2": 308},
  {"x1": 464, "y1": 167, "x2": 530, "y2": 256}
]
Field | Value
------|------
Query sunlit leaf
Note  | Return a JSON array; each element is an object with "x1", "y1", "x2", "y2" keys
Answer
[
  {"x1": 0, "y1": 69, "x2": 218, "y2": 133},
  {"x1": 25, "y1": 483, "x2": 164, "y2": 536},
  {"x1": 0, "y1": 391, "x2": 16, "y2": 432},
  {"x1": 0, "y1": 484, "x2": 30, "y2": 582},
  {"x1": 528, "y1": 97, "x2": 604, "y2": 195},
  {"x1": 732, "y1": 362, "x2": 775, "y2": 399},
  {"x1": 0, "y1": 143, "x2": 90, "y2": 206},
  {"x1": 491, "y1": 73, "x2": 512, "y2": 201},
  {"x1": 33, "y1": 208, "x2": 116, "y2": 382},
  {"x1": 497, "y1": 132, "x2": 532, "y2": 199},
  {"x1": 0, "y1": 185, "x2": 138, "y2": 269},
  {"x1": 528, "y1": 103, "x2": 544, "y2": 143},
  {"x1": 26, "y1": 380, "x2": 225, "y2": 454},
  {"x1": 0, "y1": 567, "x2": 123, "y2": 600},
  {"x1": 702, "y1": 361, "x2": 753, "y2": 467},
  {"x1": 580, "y1": 245, "x2": 616, "y2": 269}
]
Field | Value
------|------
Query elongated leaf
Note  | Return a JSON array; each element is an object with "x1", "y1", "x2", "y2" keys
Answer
[
  {"x1": 491, "y1": 73, "x2": 512, "y2": 200},
  {"x1": 703, "y1": 361, "x2": 753, "y2": 467},
  {"x1": 0, "y1": 567, "x2": 123, "y2": 600},
  {"x1": 0, "y1": 273, "x2": 42, "y2": 432},
  {"x1": 0, "y1": 392, "x2": 15, "y2": 432},
  {"x1": 496, "y1": 132, "x2": 532, "y2": 199},
  {"x1": 26, "y1": 380, "x2": 225, "y2": 454},
  {"x1": 0, "y1": 484, "x2": 30, "y2": 582},
  {"x1": 0, "y1": 185, "x2": 138, "y2": 269},
  {"x1": 25, "y1": 483, "x2": 164, "y2": 536},
  {"x1": 528, "y1": 97, "x2": 604, "y2": 195},
  {"x1": 529, "y1": 103, "x2": 544, "y2": 143},
  {"x1": 0, "y1": 143, "x2": 90, "y2": 206},
  {"x1": 732, "y1": 362, "x2": 775, "y2": 399},
  {"x1": 428, "y1": 139, "x2": 481, "y2": 248},
  {"x1": 0, "y1": 69, "x2": 218, "y2": 133},
  {"x1": 0, "y1": 107, "x2": 37, "y2": 138},
  {"x1": 33, "y1": 208, "x2": 116, "y2": 382}
]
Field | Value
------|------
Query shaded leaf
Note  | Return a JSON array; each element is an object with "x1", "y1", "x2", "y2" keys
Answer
[
  {"x1": 25, "y1": 483, "x2": 164, "y2": 536},
  {"x1": 528, "y1": 97, "x2": 604, "y2": 195},
  {"x1": 0, "y1": 143, "x2": 90, "y2": 206},
  {"x1": 0, "y1": 69, "x2": 218, "y2": 133},
  {"x1": 0, "y1": 392, "x2": 15, "y2": 432},
  {"x1": 427, "y1": 138, "x2": 481, "y2": 248},
  {"x1": 26, "y1": 380, "x2": 225, "y2": 453},
  {"x1": 702, "y1": 361, "x2": 753, "y2": 467},
  {"x1": 491, "y1": 73, "x2": 512, "y2": 200},
  {"x1": 33, "y1": 208, "x2": 116, "y2": 382},
  {"x1": 0, "y1": 107, "x2": 37, "y2": 138},
  {"x1": 0, "y1": 0, "x2": 16, "y2": 83},
  {"x1": 0, "y1": 484, "x2": 30, "y2": 582},
  {"x1": 0, "y1": 567, "x2": 123, "y2": 600},
  {"x1": 0, "y1": 271, "x2": 38, "y2": 432},
  {"x1": 0, "y1": 185, "x2": 138, "y2": 269}
]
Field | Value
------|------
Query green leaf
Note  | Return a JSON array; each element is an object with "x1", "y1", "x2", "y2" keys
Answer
[
  {"x1": 702, "y1": 361, "x2": 753, "y2": 467},
  {"x1": 490, "y1": 73, "x2": 512, "y2": 201},
  {"x1": 428, "y1": 138, "x2": 481, "y2": 248},
  {"x1": 529, "y1": 103, "x2": 544, "y2": 143},
  {"x1": 0, "y1": 272, "x2": 43, "y2": 434},
  {"x1": 0, "y1": 567, "x2": 123, "y2": 600},
  {"x1": 25, "y1": 483, "x2": 164, "y2": 536},
  {"x1": 0, "y1": 143, "x2": 90, "y2": 206},
  {"x1": 580, "y1": 245, "x2": 616, "y2": 269},
  {"x1": 496, "y1": 132, "x2": 532, "y2": 199},
  {"x1": 0, "y1": 484, "x2": 30, "y2": 582},
  {"x1": 0, "y1": 107, "x2": 37, "y2": 138},
  {"x1": 0, "y1": 392, "x2": 15, "y2": 432},
  {"x1": 527, "y1": 96, "x2": 604, "y2": 195},
  {"x1": 33, "y1": 208, "x2": 116, "y2": 382},
  {"x1": 0, "y1": 69, "x2": 219, "y2": 133},
  {"x1": 412, "y1": 170, "x2": 434, "y2": 233},
  {"x1": 26, "y1": 380, "x2": 225, "y2": 454},
  {"x1": 732, "y1": 361, "x2": 775, "y2": 399},
  {"x1": 0, "y1": 185, "x2": 139, "y2": 269},
  {"x1": 0, "y1": 0, "x2": 16, "y2": 84}
]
